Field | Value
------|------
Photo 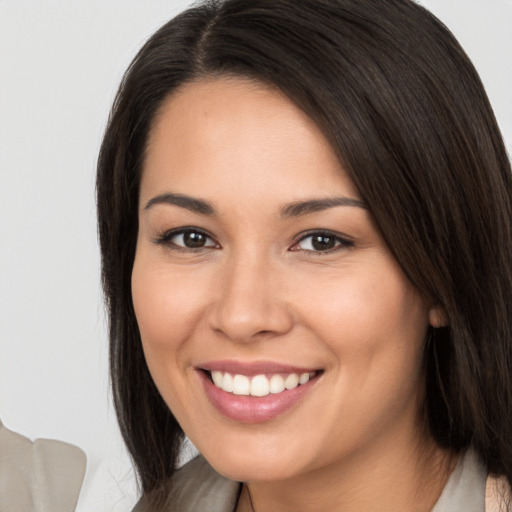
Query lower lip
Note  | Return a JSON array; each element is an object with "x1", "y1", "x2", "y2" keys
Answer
[{"x1": 198, "y1": 371, "x2": 320, "y2": 423}]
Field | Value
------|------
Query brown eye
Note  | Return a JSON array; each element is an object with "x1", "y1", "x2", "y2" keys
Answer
[
  {"x1": 310, "y1": 234, "x2": 337, "y2": 251},
  {"x1": 292, "y1": 231, "x2": 353, "y2": 253},
  {"x1": 182, "y1": 231, "x2": 208, "y2": 248},
  {"x1": 156, "y1": 228, "x2": 218, "y2": 250}
]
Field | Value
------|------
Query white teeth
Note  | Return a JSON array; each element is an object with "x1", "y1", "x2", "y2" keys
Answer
[
  {"x1": 284, "y1": 373, "x2": 299, "y2": 390},
  {"x1": 251, "y1": 375, "x2": 270, "y2": 397},
  {"x1": 232, "y1": 374, "x2": 250, "y2": 395},
  {"x1": 223, "y1": 373, "x2": 234, "y2": 393},
  {"x1": 269, "y1": 374, "x2": 285, "y2": 394},
  {"x1": 209, "y1": 370, "x2": 316, "y2": 396},
  {"x1": 212, "y1": 371, "x2": 223, "y2": 387},
  {"x1": 299, "y1": 372, "x2": 310, "y2": 385}
]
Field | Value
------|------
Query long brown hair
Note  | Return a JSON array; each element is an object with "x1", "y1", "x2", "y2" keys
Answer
[{"x1": 97, "y1": 0, "x2": 512, "y2": 502}]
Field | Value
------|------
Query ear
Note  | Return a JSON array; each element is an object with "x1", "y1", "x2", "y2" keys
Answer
[{"x1": 428, "y1": 306, "x2": 448, "y2": 328}]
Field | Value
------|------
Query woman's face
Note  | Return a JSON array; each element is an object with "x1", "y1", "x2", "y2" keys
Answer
[{"x1": 132, "y1": 78, "x2": 437, "y2": 482}]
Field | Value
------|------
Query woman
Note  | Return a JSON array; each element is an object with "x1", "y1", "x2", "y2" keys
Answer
[{"x1": 96, "y1": 0, "x2": 512, "y2": 510}]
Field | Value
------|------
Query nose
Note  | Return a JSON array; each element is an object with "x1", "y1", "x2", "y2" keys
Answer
[{"x1": 207, "y1": 254, "x2": 293, "y2": 343}]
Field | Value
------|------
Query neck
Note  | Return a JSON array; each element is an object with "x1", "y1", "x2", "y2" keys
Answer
[{"x1": 236, "y1": 431, "x2": 456, "y2": 512}]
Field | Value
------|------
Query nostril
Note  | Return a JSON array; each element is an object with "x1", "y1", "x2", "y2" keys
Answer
[{"x1": 254, "y1": 330, "x2": 274, "y2": 337}]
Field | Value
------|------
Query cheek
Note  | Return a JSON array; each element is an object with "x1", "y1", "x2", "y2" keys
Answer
[
  {"x1": 291, "y1": 266, "x2": 428, "y2": 452},
  {"x1": 292, "y1": 260, "x2": 429, "y2": 392},
  {"x1": 131, "y1": 253, "x2": 209, "y2": 374},
  {"x1": 131, "y1": 254, "x2": 213, "y2": 426}
]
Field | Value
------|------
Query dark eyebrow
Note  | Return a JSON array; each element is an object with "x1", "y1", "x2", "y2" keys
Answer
[
  {"x1": 281, "y1": 197, "x2": 367, "y2": 217},
  {"x1": 145, "y1": 193, "x2": 216, "y2": 215}
]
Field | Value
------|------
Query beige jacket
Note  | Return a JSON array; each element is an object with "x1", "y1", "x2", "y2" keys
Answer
[{"x1": 0, "y1": 420, "x2": 86, "y2": 512}]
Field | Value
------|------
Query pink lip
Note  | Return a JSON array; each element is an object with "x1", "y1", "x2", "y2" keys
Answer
[
  {"x1": 198, "y1": 359, "x2": 318, "y2": 376},
  {"x1": 197, "y1": 361, "x2": 322, "y2": 424}
]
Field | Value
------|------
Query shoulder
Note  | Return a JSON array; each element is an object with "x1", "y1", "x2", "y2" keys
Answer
[
  {"x1": 133, "y1": 455, "x2": 240, "y2": 512},
  {"x1": 0, "y1": 420, "x2": 86, "y2": 512}
]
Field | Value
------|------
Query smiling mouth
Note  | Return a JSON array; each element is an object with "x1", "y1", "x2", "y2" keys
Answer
[{"x1": 205, "y1": 370, "x2": 319, "y2": 397}]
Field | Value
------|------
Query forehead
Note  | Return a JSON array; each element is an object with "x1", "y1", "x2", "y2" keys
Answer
[{"x1": 141, "y1": 77, "x2": 360, "y2": 205}]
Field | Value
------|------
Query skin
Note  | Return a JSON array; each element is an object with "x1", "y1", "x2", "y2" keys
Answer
[{"x1": 132, "y1": 77, "x2": 452, "y2": 511}]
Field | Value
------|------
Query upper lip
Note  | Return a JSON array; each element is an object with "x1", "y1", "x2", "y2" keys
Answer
[{"x1": 197, "y1": 360, "x2": 320, "y2": 376}]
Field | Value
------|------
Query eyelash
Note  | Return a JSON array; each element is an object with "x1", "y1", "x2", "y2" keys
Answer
[
  {"x1": 153, "y1": 227, "x2": 218, "y2": 252},
  {"x1": 153, "y1": 228, "x2": 353, "y2": 254},
  {"x1": 291, "y1": 230, "x2": 354, "y2": 254}
]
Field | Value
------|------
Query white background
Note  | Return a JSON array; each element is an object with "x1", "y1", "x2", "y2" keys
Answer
[{"x1": 0, "y1": 1, "x2": 510, "y2": 510}]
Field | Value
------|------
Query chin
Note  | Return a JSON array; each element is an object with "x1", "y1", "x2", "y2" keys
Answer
[
  {"x1": 209, "y1": 456, "x2": 295, "y2": 483},
  {"x1": 197, "y1": 437, "x2": 305, "y2": 483}
]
